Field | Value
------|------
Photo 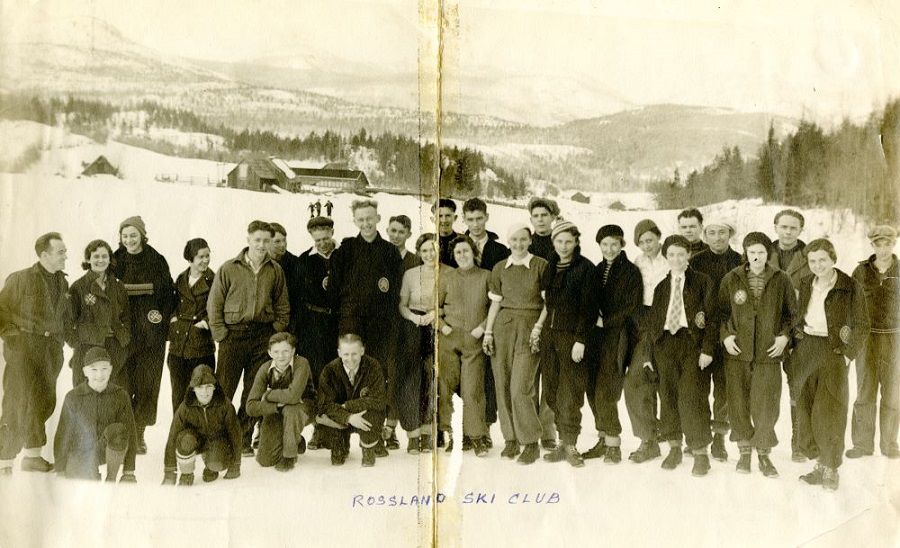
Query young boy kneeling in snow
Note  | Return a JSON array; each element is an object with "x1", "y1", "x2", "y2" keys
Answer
[
  {"x1": 54, "y1": 347, "x2": 137, "y2": 482},
  {"x1": 316, "y1": 334, "x2": 386, "y2": 467},
  {"x1": 163, "y1": 364, "x2": 241, "y2": 486},
  {"x1": 246, "y1": 332, "x2": 316, "y2": 472}
]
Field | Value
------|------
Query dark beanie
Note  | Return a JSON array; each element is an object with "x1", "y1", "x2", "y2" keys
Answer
[
  {"x1": 633, "y1": 219, "x2": 661, "y2": 245},
  {"x1": 596, "y1": 224, "x2": 625, "y2": 245},
  {"x1": 84, "y1": 346, "x2": 111, "y2": 367},
  {"x1": 742, "y1": 231, "x2": 772, "y2": 251},
  {"x1": 307, "y1": 216, "x2": 335, "y2": 231}
]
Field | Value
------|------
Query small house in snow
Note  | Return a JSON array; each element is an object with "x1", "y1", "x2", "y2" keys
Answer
[
  {"x1": 227, "y1": 158, "x2": 295, "y2": 192},
  {"x1": 290, "y1": 168, "x2": 369, "y2": 193},
  {"x1": 571, "y1": 192, "x2": 590, "y2": 204},
  {"x1": 81, "y1": 155, "x2": 118, "y2": 177}
]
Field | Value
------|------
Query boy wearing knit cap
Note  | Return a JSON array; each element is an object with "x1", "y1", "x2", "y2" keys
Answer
[
  {"x1": 624, "y1": 219, "x2": 669, "y2": 463},
  {"x1": 54, "y1": 347, "x2": 137, "y2": 482},
  {"x1": 689, "y1": 218, "x2": 742, "y2": 461},
  {"x1": 718, "y1": 232, "x2": 798, "y2": 477},
  {"x1": 583, "y1": 225, "x2": 642, "y2": 463},
  {"x1": 163, "y1": 364, "x2": 242, "y2": 486},
  {"x1": 848, "y1": 225, "x2": 900, "y2": 459}
]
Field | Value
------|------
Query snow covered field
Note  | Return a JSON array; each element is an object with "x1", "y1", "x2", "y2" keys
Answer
[{"x1": 0, "y1": 140, "x2": 898, "y2": 548}]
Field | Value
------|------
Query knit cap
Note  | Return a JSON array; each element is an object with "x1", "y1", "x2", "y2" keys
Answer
[
  {"x1": 120, "y1": 216, "x2": 147, "y2": 238},
  {"x1": 551, "y1": 220, "x2": 578, "y2": 241},
  {"x1": 704, "y1": 218, "x2": 735, "y2": 234}
]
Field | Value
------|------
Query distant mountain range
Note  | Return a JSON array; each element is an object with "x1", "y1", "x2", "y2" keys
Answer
[{"x1": 0, "y1": 15, "x2": 795, "y2": 184}]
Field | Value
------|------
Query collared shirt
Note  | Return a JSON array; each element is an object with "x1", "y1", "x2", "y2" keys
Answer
[
  {"x1": 505, "y1": 253, "x2": 535, "y2": 269},
  {"x1": 268, "y1": 361, "x2": 293, "y2": 384},
  {"x1": 804, "y1": 270, "x2": 837, "y2": 336},
  {"x1": 343, "y1": 363, "x2": 359, "y2": 385},
  {"x1": 471, "y1": 233, "x2": 489, "y2": 256},
  {"x1": 311, "y1": 242, "x2": 335, "y2": 260},
  {"x1": 244, "y1": 251, "x2": 264, "y2": 275},
  {"x1": 635, "y1": 253, "x2": 669, "y2": 306}
]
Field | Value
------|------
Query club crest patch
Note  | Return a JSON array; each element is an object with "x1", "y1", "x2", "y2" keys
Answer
[
  {"x1": 840, "y1": 325, "x2": 851, "y2": 344},
  {"x1": 322, "y1": 275, "x2": 329, "y2": 290},
  {"x1": 733, "y1": 290, "x2": 747, "y2": 305},
  {"x1": 84, "y1": 294, "x2": 97, "y2": 306},
  {"x1": 147, "y1": 309, "x2": 163, "y2": 324},
  {"x1": 694, "y1": 312, "x2": 706, "y2": 329},
  {"x1": 378, "y1": 277, "x2": 390, "y2": 293}
]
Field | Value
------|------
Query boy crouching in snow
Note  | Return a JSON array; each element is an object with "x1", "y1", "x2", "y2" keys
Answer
[
  {"x1": 163, "y1": 364, "x2": 241, "y2": 486},
  {"x1": 54, "y1": 347, "x2": 137, "y2": 482},
  {"x1": 247, "y1": 332, "x2": 316, "y2": 472},
  {"x1": 316, "y1": 334, "x2": 386, "y2": 467}
]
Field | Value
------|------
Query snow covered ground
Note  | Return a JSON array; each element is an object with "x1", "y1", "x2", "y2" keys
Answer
[{"x1": 0, "y1": 138, "x2": 898, "y2": 548}]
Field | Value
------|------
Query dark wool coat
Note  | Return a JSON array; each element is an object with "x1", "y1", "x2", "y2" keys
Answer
[
  {"x1": 718, "y1": 264, "x2": 798, "y2": 363},
  {"x1": 54, "y1": 382, "x2": 137, "y2": 473},
  {"x1": 65, "y1": 271, "x2": 130, "y2": 348},
  {"x1": 112, "y1": 244, "x2": 176, "y2": 347},
  {"x1": 852, "y1": 254, "x2": 900, "y2": 332},
  {"x1": 167, "y1": 268, "x2": 216, "y2": 359},
  {"x1": 795, "y1": 268, "x2": 870, "y2": 360},
  {"x1": 317, "y1": 355, "x2": 386, "y2": 425},
  {"x1": 163, "y1": 366, "x2": 242, "y2": 471},
  {"x1": 328, "y1": 233, "x2": 401, "y2": 317},
  {"x1": 0, "y1": 262, "x2": 69, "y2": 342},
  {"x1": 540, "y1": 252, "x2": 597, "y2": 343},
  {"x1": 596, "y1": 251, "x2": 644, "y2": 330}
]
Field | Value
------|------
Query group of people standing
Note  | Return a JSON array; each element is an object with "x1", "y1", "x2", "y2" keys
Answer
[{"x1": 0, "y1": 197, "x2": 896, "y2": 493}]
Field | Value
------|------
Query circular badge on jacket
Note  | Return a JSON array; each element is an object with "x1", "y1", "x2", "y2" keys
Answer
[
  {"x1": 84, "y1": 294, "x2": 97, "y2": 306},
  {"x1": 322, "y1": 276, "x2": 329, "y2": 290},
  {"x1": 147, "y1": 310, "x2": 163, "y2": 324},
  {"x1": 840, "y1": 325, "x2": 851, "y2": 344},
  {"x1": 694, "y1": 311, "x2": 706, "y2": 329},
  {"x1": 733, "y1": 290, "x2": 747, "y2": 305},
  {"x1": 378, "y1": 277, "x2": 389, "y2": 293}
]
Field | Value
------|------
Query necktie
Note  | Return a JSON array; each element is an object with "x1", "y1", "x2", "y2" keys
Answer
[
  {"x1": 347, "y1": 368, "x2": 357, "y2": 385},
  {"x1": 666, "y1": 276, "x2": 683, "y2": 334}
]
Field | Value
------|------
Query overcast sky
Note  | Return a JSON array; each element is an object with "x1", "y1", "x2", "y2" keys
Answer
[{"x1": 5, "y1": 0, "x2": 899, "y2": 123}]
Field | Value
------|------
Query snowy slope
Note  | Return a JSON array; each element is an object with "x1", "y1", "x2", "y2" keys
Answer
[{"x1": 0, "y1": 143, "x2": 897, "y2": 548}]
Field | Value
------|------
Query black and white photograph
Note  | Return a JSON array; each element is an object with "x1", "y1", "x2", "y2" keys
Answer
[{"x1": 0, "y1": 0, "x2": 898, "y2": 546}]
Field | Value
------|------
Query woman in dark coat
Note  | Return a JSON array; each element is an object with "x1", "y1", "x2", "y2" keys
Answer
[
  {"x1": 65, "y1": 239, "x2": 130, "y2": 386},
  {"x1": 166, "y1": 238, "x2": 216, "y2": 413},
  {"x1": 112, "y1": 215, "x2": 176, "y2": 454}
]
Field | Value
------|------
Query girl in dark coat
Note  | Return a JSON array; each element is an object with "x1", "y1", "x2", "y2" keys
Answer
[
  {"x1": 166, "y1": 238, "x2": 216, "y2": 413},
  {"x1": 65, "y1": 239, "x2": 130, "y2": 387},
  {"x1": 112, "y1": 216, "x2": 176, "y2": 455}
]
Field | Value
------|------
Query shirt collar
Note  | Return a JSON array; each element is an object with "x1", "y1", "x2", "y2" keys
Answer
[
  {"x1": 505, "y1": 253, "x2": 534, "y2": 268},
  {"x1": 342, "y1": 362, "x2": 359, "y2": 380},
  {"x1": 269, "y1": 360, "x2": 293, "y2": 375},
  {"x1": 311, "y1": 242, "x2": 335, "y2": 259}
]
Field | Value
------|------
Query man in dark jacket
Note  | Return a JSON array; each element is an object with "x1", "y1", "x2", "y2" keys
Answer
[
  {"x1": 328, "y1": 200, "x2": 400, "y2": 456},
  {"x1": 0, "y1": 232, "x2": 69, "y2": 475},
  {"x1": 269, "y1": 222, "x2": 300, "y2": 306},
  {"x1": 636, "y1": 235, "x2": 717, "y2": 477},
  {"x1": 208, "y1": 220, "x2": 290, "y2": 455},
  {"x1": 163, "y1": 364, "x2": 242, "y2": 486},
  {"x1": 718, "y1": 232, "x2": 798, "y2": 477},
  {"x1": 434, "y1": 198, "x2": 461, "y2": 267},
  {"x1": 677, "y1": 208, "x2": 710, "y2": 258},
  {"x1": 689, "y1": 219, "x2": 742, "y2": 461},
  {"x1": 316, "y1": 335, "x2": 387, "y2": 467},
  {"x1": 583, "y1": 225, "x2": 643, "y2": 463},
  {"x1": 847, "y1": 225, "x2": 900, "y2": 459}
]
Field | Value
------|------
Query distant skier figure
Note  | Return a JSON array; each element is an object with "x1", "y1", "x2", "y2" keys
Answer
[
  {"x1": 308, "y1": 202, "x2": 316, "y2": 219},
  {"x1": 315, "y1": 200, "x2": 322, "y2": 217},
  {"x1": 325, "y1": 200, "x2": 334, "y2": 217}
]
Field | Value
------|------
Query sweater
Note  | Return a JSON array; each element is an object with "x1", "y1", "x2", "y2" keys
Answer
[{"x1": 439, "y1": 266, "x2": 491, "y2": 333}]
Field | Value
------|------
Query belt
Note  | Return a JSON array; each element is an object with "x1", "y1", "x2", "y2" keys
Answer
[
  {"x1": 227, "y1": 322, "x2": 270, "y2": 332},
  {"x1": 306, "y1": 303, "x2": 333, "y2": 315},
  {"x1": 18, "y1": 327, "x2": 55, "y2": 338}
]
